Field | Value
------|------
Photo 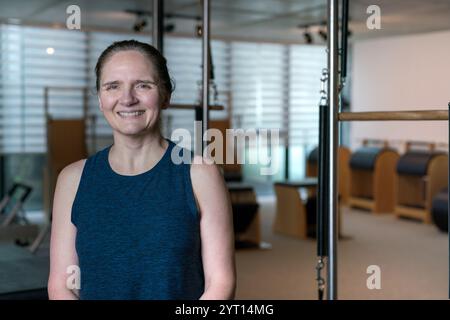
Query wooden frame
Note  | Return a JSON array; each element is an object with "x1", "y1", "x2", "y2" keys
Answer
[
  {"x1": 227, "y1": 185, "x2": 261, "y2": 245},
  {"x1": 273, "y1": 179, "x2": 342, "y2": 239},
  {"x1": 273, "y1": 184, "x2": 310, "y2": 239}
]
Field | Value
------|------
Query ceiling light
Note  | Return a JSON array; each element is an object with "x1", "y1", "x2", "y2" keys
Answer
[
  {"x1": 196, "y1": 24, "x2": 203, "y2": 37},
  {"x1": 133, "y1": 18, "x2": 147, "y2": 32},
  {"x1": 303, "y1": 30, "x2": 313, "y2": 44},
  {"x1": 318, "y1": 29, "x2": 327, "y2": 41},
  {"x1": 164, "y1": 23, "x2": 175, "y2": 33}
]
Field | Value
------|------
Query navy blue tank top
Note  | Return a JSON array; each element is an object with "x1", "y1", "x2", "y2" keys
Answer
[{"x1": 71, "y1": 139, "x2": 204, "y2": 300}]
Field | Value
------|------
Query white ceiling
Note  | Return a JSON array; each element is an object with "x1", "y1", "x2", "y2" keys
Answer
[{"x1": 1, "y1": 0, "x2": 450, "y2": 43}]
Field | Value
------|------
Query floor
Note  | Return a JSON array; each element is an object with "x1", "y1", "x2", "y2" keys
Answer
[{"x1": 235, "y1": 195, "x2": 448, "y2": 300}]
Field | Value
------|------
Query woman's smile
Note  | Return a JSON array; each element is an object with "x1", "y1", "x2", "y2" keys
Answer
[{"x1": 117, "y1": 110, "x2": 146, "y2": 118}]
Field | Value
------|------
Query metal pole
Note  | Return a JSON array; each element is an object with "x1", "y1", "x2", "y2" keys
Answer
[
  {"x1": 448, "y1": 102, "x2": 450, "y2": 299},
  {"x1": 202, "y1": 0, "x2": 210, "y2": 154},
  {"x1": 327, "y1": 0, "x2": 339, "y2": 300},
  {"x1": 152, "y1": 0, "x2": 164, "y2": 53},
  {"x1": 340, "y1": 0, "x2": 349, "y2": 80}
]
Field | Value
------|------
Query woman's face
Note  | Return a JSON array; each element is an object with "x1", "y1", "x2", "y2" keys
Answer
[{"x1": 98, "y1": 50, "x2": 164, "y2": 137}]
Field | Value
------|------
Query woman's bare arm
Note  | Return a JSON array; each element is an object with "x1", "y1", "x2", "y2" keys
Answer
[
  {"x1": 190, "y1": 156, "x2": 236, "y2": 300},
  {"x1": 47, "y1": 160, "x2": 85, "y2": 300}
]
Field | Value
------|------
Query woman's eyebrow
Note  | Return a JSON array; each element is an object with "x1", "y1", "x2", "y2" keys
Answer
[
  {"x1": 135, "y1": 80, "x2": 157, "y2": 85},
  {"x1": 102, "y1": 80, "x2": 120, "y2": 87},
  {"x1": 102, "y1": 80, "x2": 156, "y2": 87}
]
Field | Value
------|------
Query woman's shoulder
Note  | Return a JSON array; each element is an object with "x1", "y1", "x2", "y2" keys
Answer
[
  {"x1": 59, "y1": 146, "x2": 109, "y2": 180},
  {"x1": 190, "y1": 155, "x2": 223, "y2": 186},
  {"x1": 58, "y1": 159, "x2": 87, "y2": 184}
]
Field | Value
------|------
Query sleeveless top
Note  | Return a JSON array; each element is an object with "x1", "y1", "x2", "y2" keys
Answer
[{"x1": 71, "y1": 139, "x2": 204, "y2": 300}]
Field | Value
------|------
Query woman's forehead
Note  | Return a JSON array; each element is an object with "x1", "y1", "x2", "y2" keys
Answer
[{"x1": 102, "y1": 50, "x2": 156, "y2": 79}]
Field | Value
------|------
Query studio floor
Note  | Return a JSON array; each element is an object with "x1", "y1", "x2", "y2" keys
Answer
[{"x1": 235, "y1": 195, "x2": 448, "y2": 300}]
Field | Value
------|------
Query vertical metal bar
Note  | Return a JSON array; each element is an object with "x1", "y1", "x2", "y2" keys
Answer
[
  {"x1": 448, "y1": 102, "x2": 450, "y2": 299},
  {"x1": 202, "y1": 0, "x2": 210, "y2": 154},
  {"x1": 284, "y1": 145, "x2": 289, "y2": 180},
  {"x1": 327, "y1": 0, "x2": 339, "y2": 300},
  {"x1": 317, "y1": 101, "x2": 329, "y2": 257},
  {"x1": 284, "y1": 48, "x2": 290, "y2": 181},
  {"x1": 0, "y1": 155, "x2": 4, "y2": 201},
  {"x1": 340, "y1": 0, "x2": 349, "y2": 79},
  {"x1": 152, "y1": 0, "x2": 164, "y2": 53}
]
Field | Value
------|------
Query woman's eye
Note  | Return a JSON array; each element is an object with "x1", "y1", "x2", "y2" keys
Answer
[
  {"x1": 136, "y1": 83, "x2": 152, "y2": 89},
  {"x1": 105, "y1": 84, "x2": 118, "y2": 90}
]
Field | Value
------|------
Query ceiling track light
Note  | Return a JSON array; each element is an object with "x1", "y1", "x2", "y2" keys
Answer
[
  {"x1": 303, "y1": 28, "x2": 313, "y2": 44},
  {"x1": 318, "y1": 29, "x2": 327, "y2": 41},
  {"x1": 133, "y1": 15, "x2": 147, "y2": 32}
]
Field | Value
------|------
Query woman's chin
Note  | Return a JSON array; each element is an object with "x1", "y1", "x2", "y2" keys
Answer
[{"x1": 116, "y1": 126, "x2": 153, "y2": 137}]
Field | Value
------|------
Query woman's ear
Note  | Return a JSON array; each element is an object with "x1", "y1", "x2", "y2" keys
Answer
[
  {"x1": 98, "y1": 96, "x2": 103, "y2": 111},
  {"x1": 161, "y1": 96, "x2": 170, "y2": 110}
]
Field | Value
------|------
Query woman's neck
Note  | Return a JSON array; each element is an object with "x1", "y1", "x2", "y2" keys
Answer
[{"x1": 108, "y1": 132, "x2": 168, "y2": 175}]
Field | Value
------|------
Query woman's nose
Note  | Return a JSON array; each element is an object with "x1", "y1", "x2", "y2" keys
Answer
[{"x1": 119, "y1": 87, "x2": 138, "y2": 106}]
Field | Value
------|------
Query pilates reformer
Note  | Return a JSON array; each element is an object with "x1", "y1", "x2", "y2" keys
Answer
[
  {"x1": 0, "y1": 183, "x2": 38, "y2": 245},
  {"x1": 317, "y1": 0, "x2": 449, "y2": 300}
]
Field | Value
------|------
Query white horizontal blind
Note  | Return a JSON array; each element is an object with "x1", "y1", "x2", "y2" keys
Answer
[
  {"x1": 1, "y1": 25, "x2": 87, "y2": 153},
  {"x1": 209, "y1": 39, "x2": 231, "y2": 121},
  {"x1": 163, "y1": 37, "x2": 230, "y2": 149},
  {"x1": 289, "y1": 45, "x2": 326, "y2": 146},
  {"x1": 0, "y1": 24, "x2": 22, "y2": 153},
  {"x1": 163, "y1": 36, "x2": 200, "y2": 144},
  {"x1": 230, "y1": 42, "x2": 288, "y2": 131},
  {"x1": 1, "y1": 23, "x2": 325, "y2": 159}
]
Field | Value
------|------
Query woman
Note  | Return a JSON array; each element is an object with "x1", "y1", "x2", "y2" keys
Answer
[{"x1": 48, "y1": 40, "x2": 236, "y2": 300}]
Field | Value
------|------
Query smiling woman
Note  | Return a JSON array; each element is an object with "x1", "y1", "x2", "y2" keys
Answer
[{"x1": 47, "y1": 40, "x2": 236, "y2": 300}]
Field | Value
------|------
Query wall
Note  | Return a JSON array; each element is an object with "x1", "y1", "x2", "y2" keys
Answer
[{"x1": 350, "y1": 30, "x2": 450, "y2": 152}]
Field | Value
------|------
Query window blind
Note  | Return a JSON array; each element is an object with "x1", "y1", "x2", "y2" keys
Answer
[{"x1": 1, "y1": 23, "x2": 326, "y2": 167}]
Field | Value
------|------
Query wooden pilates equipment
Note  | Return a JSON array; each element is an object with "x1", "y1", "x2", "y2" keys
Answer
[
  {"x1": 347, "y1": 141, "x2": 400, "y2": 213},
  {"x1": 328, "y1": 109, "x2": 450, "y2": 298},
  {"x1": 209, "y1": 118, "x2": 242, "y2": 182},
  {"x1": 323, "y1": 0, "x2": 449, "y2": 300},
  {"x1": 169, "y1": 92, "x2": 238, "y2": 180},
  {"x1": 227, "y1": 183, "x2": 261, "y2": 246},
  {"x1": 306, "y1": 146, "x2": 351, "y2": 204},
  {"x1": 394, "y1": 142, "x2": 448, "y2": 223},
  {"x1": 273, "y1": 178, "x2": 343, "y2": 240},
  {"x1": 273, "y1": 178, "x2": 318, "y2": 239},
  {"x1": 29, "y1": 86, "x2": 90, "y2": 253}
]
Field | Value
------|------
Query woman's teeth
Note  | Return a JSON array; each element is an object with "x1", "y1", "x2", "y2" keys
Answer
[{"x1": 118, "y1": 111, "x2": 145, "y2": 117}]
